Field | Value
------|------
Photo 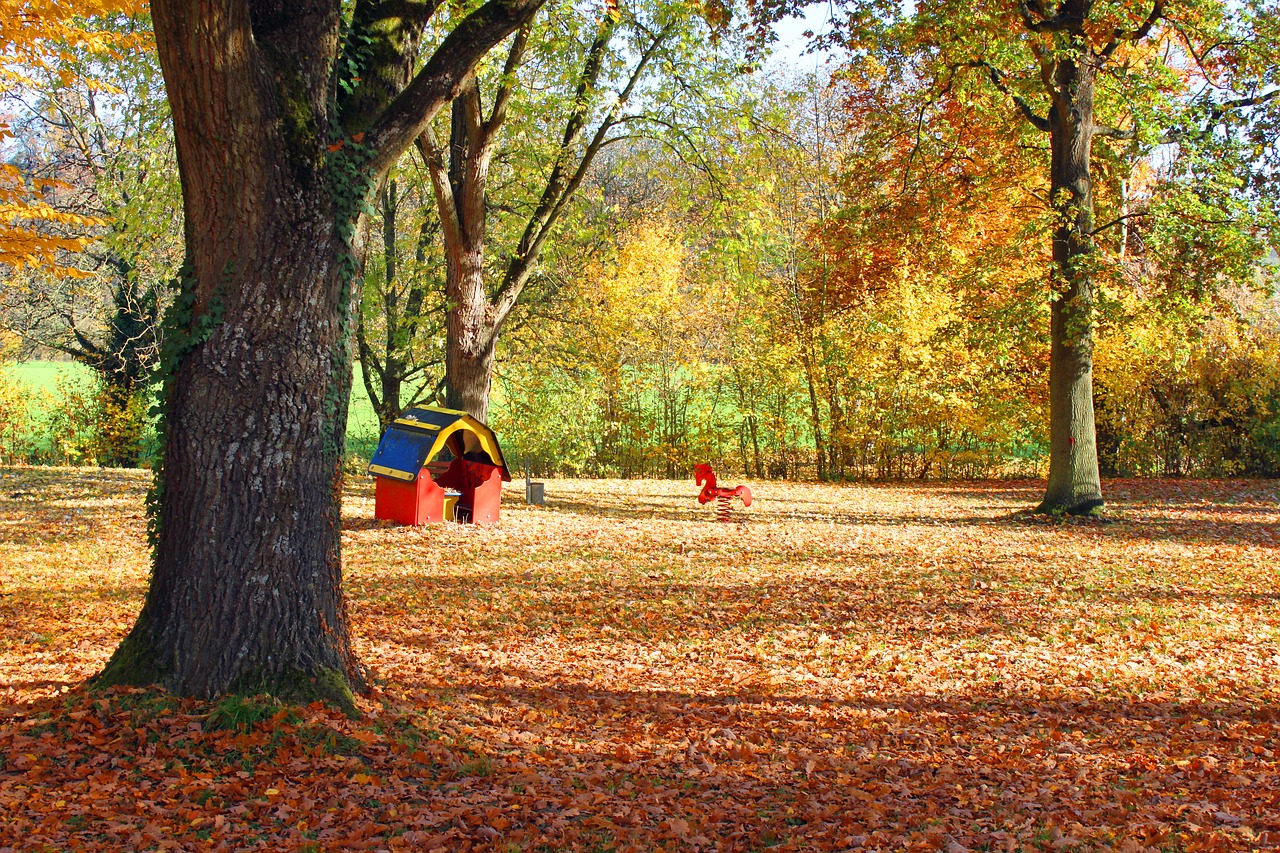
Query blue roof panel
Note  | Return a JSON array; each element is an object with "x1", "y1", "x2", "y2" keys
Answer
[{"x1": 368, "y1": 425, "x2": 434, "y2": 481}]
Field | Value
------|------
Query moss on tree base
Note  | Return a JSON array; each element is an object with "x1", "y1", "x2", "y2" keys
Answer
[
  {"x1": 1033, "y1": 496, "x2": 1106, "y2": 517},
  {"x1": 95, "y1": 625, "x2": 362, "y2": 717},
  {"x1": 228, "y1": 667, "x2": 360, "y2": 718},
  {"x1": 93, "y1": 625, "x2": 166, "y2": 688}
]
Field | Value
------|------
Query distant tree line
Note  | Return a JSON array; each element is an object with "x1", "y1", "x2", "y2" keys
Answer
[{"x1": 2, "y1": 1, "x2": 1277, "y2": 486}]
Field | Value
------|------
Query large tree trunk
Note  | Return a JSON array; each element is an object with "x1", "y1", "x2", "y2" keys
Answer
[
  {"x1": 108, "y1": 212, "x2": 363, "y2": 702},
  {"x1": 1038, "y1": 52, "x2": 1105, "y2": 515},
  {"x1": 98, "y1": 0, "x2": 543, "y2": 703},
  {"x1": 98, "y1": 0, "x2": 363, "y2": 703}
]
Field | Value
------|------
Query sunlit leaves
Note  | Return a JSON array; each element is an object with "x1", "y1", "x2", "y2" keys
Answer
[{"x1": 0, "y1": 1, "x2": 150, "y2": 275}]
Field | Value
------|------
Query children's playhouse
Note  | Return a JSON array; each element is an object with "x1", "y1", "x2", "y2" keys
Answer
[{"x1": 367, "y1": 406, "x2": 512, "y2": 525}]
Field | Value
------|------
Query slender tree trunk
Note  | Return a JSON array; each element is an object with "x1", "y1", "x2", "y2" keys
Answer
[
  {"x1": 1038, "y1": 53, "x2": 1105, "y2": 514},
  {"x1": 442, "y1": 266, "x2": 497, "y2": 422},
  {"x1": 748, "y1": 413, "x2": 762, "y2": 478},
  {"x1": 357, "y1": 187, "x2": 440, "y2": 434},
  {"x1": 378, "y1": 181, "x2": 405, "y2": 430},
  {"x1": 825, "y1": 373, "x2": 845, "y2": 479},
  {"x1": 443, "y1": 224, "x2": 496, "y2": 419},
  {"x1": 800, "y1": 343, "x2": 826, "y2": 481},
  {"x1": 442, "y1": 113, "x2": 496, "y2": 419}
]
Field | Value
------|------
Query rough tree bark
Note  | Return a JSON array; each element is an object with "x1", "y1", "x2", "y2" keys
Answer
[
  {"x1": 97, "y1": 0, "x2": 544, "y2": 704},
  {"x1": 1039, "y1": 49, "x2": 1105, "y2": 513}
]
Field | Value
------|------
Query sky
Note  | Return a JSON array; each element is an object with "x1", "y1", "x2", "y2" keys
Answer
[{"x1": 767, "y1": 3, "x2": 840, "y2": 72}]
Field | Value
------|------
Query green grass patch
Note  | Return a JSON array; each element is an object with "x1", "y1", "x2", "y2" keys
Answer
[{"x1": 9, "y1": 361, "x2": 383, "y2": 464}]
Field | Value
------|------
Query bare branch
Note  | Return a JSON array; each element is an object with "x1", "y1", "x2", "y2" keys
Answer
[
  {"x1": 1090, "y1": 210, "x2": 1147, "y2": 236},
  {"x1": 1212, "y1": 87, "x2": 1280, "y2": 115},
  {"x1": 487, "y1": 23, "x2": 533, "y2": 136}
]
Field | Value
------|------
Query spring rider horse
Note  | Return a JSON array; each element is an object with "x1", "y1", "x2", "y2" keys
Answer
[{"x1": 694, "y1": 464, "x2": 752, "y2": 522}]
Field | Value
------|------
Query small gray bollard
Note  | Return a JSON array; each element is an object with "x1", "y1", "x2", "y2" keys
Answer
[{"x1": 525, "y1": 459, "x2": 546, "y2": 505}]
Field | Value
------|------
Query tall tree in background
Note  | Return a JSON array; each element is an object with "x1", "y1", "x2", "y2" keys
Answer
[
  {"x1": 422, "y1": 0, "x2": 725, "y2": 419},
  {"x1": 799, "y1": 0, "x2": 1279, "y2": 512},
  {"x1": 355, "y1": 173, "x2": 446, "y2": 434},
  {"x1": 97, "y1": 0, "x2": 546, "y2": 703},
  {"x1": 1, "y1": 14, "x2": 178, "y2": 466}
]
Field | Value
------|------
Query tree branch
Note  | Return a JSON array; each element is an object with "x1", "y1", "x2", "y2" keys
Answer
[
  {"x1": 487, "y1": 13, "x2": 649, "y2": 339},
  {"x1": 1095, "y1": 124, "x2": 1137, "y2": 139},
  {"x1": 1089, "y1": 210, "x2": 1147, "y2": 236},
  {"x1": 1018, "y1": 0, "x2": 1077, "y2": 33},
  {"x1": 415, "y1": 129, "x2": 466, "y2": 266},
  {"x1": 1100, "y1": 0, "x2": 1164, "y2": 60},
  {"x1": 336, "y1": 0, "x2": 443, "y2": 135},
  {"x1": 487, "y1": 23, "x2": 533, "y2": 136},
  {"x1": 365, "y1": 0, "x2": 546, "y2": 179},
  {"x1": 958, "y1": 61, "x2": 1051, "y2": 132},
  {"x1": 1209, "y1": 87, "x2": 1280, "y2": 118}
]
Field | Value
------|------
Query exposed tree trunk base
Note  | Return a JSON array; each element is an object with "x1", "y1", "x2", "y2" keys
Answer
[
  {"x1": 1032, "y1": 496, "x2": 1106, "y2": 516},
  {"x1": 95, "y1": 622, "x2": 362, "y2": 717},
  {"x1": 94, "y1": 621, "x2": 165, "y2": 687}
]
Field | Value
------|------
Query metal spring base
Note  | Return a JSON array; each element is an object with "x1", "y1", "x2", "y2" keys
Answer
[{"x1": 716, "y1": 495, "x2": 732, "y2": 523}]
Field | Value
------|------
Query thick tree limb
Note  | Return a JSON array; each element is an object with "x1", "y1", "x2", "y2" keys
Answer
[
  {"x1": 1208, "y1": 87, "x2": 1280, "y2": 119},
  {"x1": 338, "y1": 0, "x2": 443, "y2": 135},
  {"x1": 1095, "y1": 124, "x2": 1136, "y2": 139},
  {"x1": 415, "y1": 128, "x2": 465, "y2": 266},
  {"x1": 365, "y1": 0, "x2": 545, "y2": 179}
]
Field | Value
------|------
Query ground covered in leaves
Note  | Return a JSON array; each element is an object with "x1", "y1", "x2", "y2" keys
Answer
[{"x1": 1, "y1": 468, "x2": 1278, "y2": 852}]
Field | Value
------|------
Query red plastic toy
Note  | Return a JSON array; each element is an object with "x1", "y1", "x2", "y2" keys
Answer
[{"x1": 694, "y1": 463, "x2": 752, "y2": 522}]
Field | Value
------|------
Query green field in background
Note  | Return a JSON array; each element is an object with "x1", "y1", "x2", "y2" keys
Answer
[{"x1": 10, "y1": 361, "x2": 383, "y2": 458}]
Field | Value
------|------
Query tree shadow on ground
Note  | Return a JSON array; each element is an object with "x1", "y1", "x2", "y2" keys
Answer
[
  {"x1": 356, "y1": 567, "x2": 1276, "y2": 651},
  {"x1": 3, "y1": 672, "x2": 1275, "y2": 852},
  {"x1": 371, "y1": 669, "x2": 1280, "y2": 846}
]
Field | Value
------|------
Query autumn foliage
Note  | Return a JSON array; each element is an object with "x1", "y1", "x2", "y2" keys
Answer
[
  {"x1": 2, "y1": 467, "x2": 1278, "y2": 851},
  {"x1": 0, "y1": 1, "x2": 146, "y2": 274}
]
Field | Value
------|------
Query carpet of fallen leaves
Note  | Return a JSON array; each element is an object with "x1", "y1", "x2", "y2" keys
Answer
[{"x1": 1, "y1": 468, "x2": 1278, "y2": 852}]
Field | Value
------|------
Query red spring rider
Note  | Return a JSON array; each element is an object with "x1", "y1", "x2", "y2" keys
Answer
[{"x1": 694, "y1": 464, "x2": 753, "y2": 522}]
